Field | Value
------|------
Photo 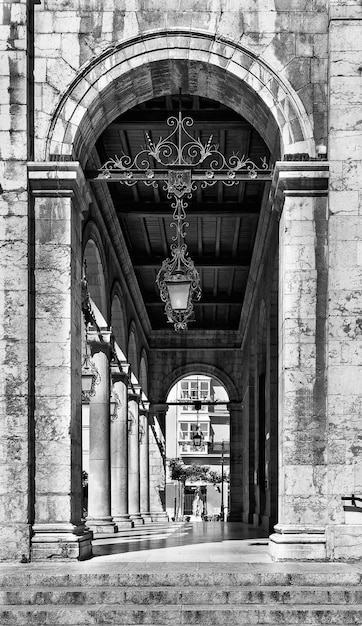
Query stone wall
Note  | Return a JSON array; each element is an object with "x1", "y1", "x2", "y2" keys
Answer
[
  {"x1": 326, "y1": 0, "x2": 362, "y2": 559},
  {"x1": 0, "y1": 0, "x2": 32, "y2": 561},
  {"x1": 32, "y1": 0, "x2": 328, "y2": 161}
]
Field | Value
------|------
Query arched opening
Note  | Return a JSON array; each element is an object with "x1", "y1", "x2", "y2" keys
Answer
[
  {"x1": 111, "y1": 293, "x2": 127, "y2": 355},
  {"x1": 164, "y1": 373, "x2": 230, "y2": 523},
  {"x1": 83, "y1": 238, "x2": 108, "y2": 320},
  {"x1": 28, "y1": 30, "x2": 319, "y2": 562}
]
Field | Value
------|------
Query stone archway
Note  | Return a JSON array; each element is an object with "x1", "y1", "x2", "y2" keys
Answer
[
  {"x1": 27, "y1": 28, "x2": 329, "y2": 561},
  {"x1": 44, "y1": 31, "x2": 315, "y2": 164}
]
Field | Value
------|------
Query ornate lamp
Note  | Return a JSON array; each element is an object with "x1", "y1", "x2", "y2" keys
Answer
[
  {"x1": 81, "y1": 351, "x2": 100, "y2": 402},
  {"x1": 110, "y1": 385, "x2": 120, "y2": 422},
  {"x1": 191, "y1": 398, "x2": 203, "y2": 448},
  {"x1": 156, "y1": 170, "x2": 201, "y2": 330},
  {"x1": 192, "y1": 426, "x2": 203, "y2": 448}
]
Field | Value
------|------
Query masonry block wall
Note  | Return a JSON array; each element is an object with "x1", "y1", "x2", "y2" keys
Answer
[{"x1": 2, "y1": 0, "x2": 362, "y2": 561}]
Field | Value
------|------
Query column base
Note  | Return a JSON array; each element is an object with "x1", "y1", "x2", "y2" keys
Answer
[
  {"x1": 326, "y1": 524, "x2": 362, "y2": 560},
  {"x1": 31, "y1": 523, "x2": 93, "y2": 561},
  {"x1": 151, "y1": 511, "x2": 169, "y2": 522},
  {"x1": 86, "y1": 516, "x2": 118, "y2": 534},
  {"x1": 129, "y1": 513, "x2": 144, "y2": 526},
  {"x1": 269, "y1": 525, "x2": 326, "y2": 561},
  {"x1": 141, "y1": 513, "x2": 153, "y2": 523},
  {"x1": 112, "y1": 515, "x2": 134, "y2": 529}
]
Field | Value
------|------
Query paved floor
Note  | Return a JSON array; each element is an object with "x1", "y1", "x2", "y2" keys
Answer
[
  {"x1": 1, "y1": 523, "x2": 362, "y2": 578},
  {"x1": 92, "y1": 522, "x2": 271, "y2": 562}
]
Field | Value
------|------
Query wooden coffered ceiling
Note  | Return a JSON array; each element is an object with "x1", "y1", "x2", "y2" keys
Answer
[{"x1": 94, "y1": 95, "x2": 271, "y2": 332}]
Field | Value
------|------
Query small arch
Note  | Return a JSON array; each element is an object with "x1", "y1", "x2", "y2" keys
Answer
[
  {"x1": 128, "y1": 323, "x2": 139, "y2": 379},
  {"x1": 158, "y1": 362, "x2": 240, "y2": 405},
  {"x1": 110, "y1": 289, "x2": 127, "y2": 354},
  {"x1": 82, "y1": 233, "x2": 108, "y2": 320},
  {"x1": 139, "y1": 350, "x2": 148, "y2": 397},
  {"x1": 258, "y1": 299, "x2": 267, "y2": 373}
]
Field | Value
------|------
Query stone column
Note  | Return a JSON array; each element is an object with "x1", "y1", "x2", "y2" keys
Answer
[
  {"x1": 110, "y1": 360, "x2": 133, "y2": 529},
  {"x1": 228, "y1": 402, "x2": 244, "y2": 521},
  {"x1": 28, "y1": 163, "x2": 92, "y2": 560},
  {"x1": 325, "y1": 5, "x2": 362, "y2": 559},
  {"x1": 86, "y1": 329, "x2": 117, "y2": 534},
  {"x1": 0, "y1": 0, "x2": 31, "y2": 562},
  {"x1": 139, "y1": 404, "x2": 152, "y2": 523},
  {"x1": 269, "y1": 163, "x2": 329, "y2": 561},
  {"x1": 149, "y1": 406, "x2": 169, "y2": 522},
  {"x1": 128, "y1": 387, "x2": 144, "y2": 525}
]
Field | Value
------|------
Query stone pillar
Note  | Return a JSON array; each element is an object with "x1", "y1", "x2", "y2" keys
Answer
[
  {"x1": 110, "y1": 360, "x2": 133, "y2": 529},
  {"x1": 86, "y1": 329, "x2": 117, "y2": 534},
  {"x1": 149, "y1": 406, "x2": 168, "y2": 522},
  {"x1": 0, "y1": 0, "x2": 31, "y2": 561},
  {"x1": 139, "y1": 404, "x2": 152, "y2": 523},
  {"x1": 28, "y1": 163, "x2": 92, "y2": 560},
  {"x1": 269, "y1": 163, "x2": 329, "y2": 561},
  {"x1": 228, "y1": 402, "x2": 244, "y2": 521},
  {"x1": 325, "y1": 5, "x2": 362, "y2": 559},
  {"x1": 128, "y1": 387, "x2": 144, "y2": 525}
]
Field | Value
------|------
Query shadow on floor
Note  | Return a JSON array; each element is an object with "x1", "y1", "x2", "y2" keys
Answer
[{"x1": 92, "y1": 522, "x2": 269, "y2": 559}]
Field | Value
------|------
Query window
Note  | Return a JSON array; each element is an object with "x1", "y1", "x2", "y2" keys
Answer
[
  {"x1": 180, "y1": 379, "x2": 210, "y2": 411},
  {"x1": 178, "y1": 422, "x2": 210, "y2": 453}
]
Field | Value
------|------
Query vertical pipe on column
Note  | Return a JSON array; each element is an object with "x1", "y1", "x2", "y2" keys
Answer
[
  {"x1": 87, "y1": 330, "x2": 117, "y2": 534},
  {"x1": 139, "y1": 409, "x2": 152, "y2": 522},
  {"x1": 128, "y1": 389, "x2": 144, "y2": 525},
  {"x1": 110, "y1": 361, "x2": 133, "y2": 528}
]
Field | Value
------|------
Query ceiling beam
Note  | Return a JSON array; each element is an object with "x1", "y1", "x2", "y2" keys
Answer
[
  {"x1": 145, "y1": 296, "x2": 243, "y2": 306},
  {"x1": 133, "y1": 256, "x2": 251, "y2": 268},
  {"x1": 113, "y1": 202, "x2": 261, "y2": 217}
]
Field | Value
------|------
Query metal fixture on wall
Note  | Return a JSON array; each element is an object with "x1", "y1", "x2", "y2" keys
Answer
[
  {"x1": 97, "y1": 94, "x2": 271, "y2": 330},
  {"x1": 81, "y1": 343, "x2": 101, "y2": 402}
]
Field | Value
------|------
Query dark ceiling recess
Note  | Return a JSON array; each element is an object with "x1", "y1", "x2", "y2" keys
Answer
[{"x1": 94, "y1": 94, "x2": 271, "y2": 331}]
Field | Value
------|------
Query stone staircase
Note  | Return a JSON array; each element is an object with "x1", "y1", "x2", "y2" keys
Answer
[{"x1": 1, "y1": 564, "x2": 362, "y2": 624}]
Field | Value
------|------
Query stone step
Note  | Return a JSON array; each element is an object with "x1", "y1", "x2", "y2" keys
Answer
[
  {"x1": 1, "y1": 585, "x2": 362, "y2": 606},
  {"x1": 1, "y1": 604, "x2": 362, "y2": 625},
  {"x1": 0, "y1": 569, "x2": 360, "y2": 587}
]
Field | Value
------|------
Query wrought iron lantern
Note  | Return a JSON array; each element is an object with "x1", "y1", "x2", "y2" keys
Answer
[
  {"x1": 192, "y1": 426, "x2": 203, "y2": 448},
  {"x1": 191, "y1": 398, "x2": 203, "y2": 448},
  {"x1": 110, "y1": 385, "x2": 120, "y2": 422},
  {"x1": 81, "y1": 352, "x2": 100, "y2": 402}
]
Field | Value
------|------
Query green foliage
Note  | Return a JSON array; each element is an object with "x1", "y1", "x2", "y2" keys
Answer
[{"x1": 168, "y1": 458, "x2": 229, "y2": 484}]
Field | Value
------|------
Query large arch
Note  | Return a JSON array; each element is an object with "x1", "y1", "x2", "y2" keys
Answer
[{"x1": 45, "y1": 31, "x2": 315, "y2": 164}]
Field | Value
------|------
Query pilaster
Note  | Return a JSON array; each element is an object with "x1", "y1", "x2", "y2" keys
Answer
[
  {"x1": 28, "y1": 162, "x2": 92, "y2": 560},
  {"x1": 110, "y1": 359, "x2": 133, "y2": 529},
  {"x1": 139, "y1": 402, "x2": 152, "y2": 523},
  {"x1": 269, "y1": 162, "x2": 329, "y2": 561},
  {"x1": 149, "y1": 406, "x2": 168, "y2": 522},
  {"x1": 228, "y1": 402, "x2": 244, "y2": 522},
  {"x1": 128, "y1": 386, "x2": 144, "y2": 525}
]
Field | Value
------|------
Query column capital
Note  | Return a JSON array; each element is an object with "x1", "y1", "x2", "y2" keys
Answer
[
  {"x1": 227, "y1": 402, "x2": 243, "y2": 412},
  {"x1": 128, "y1": 384, "x2": 142, "y2": 403},
  {"x1": 271, "y1": 161, "x2": 329, "y2": 216},
  {"x1": 28, "y1": 161, "x2": 91, "y2": 216},
  {"x1": 139, "y1": 401, "x2": 150, "y2": 415},
  {"x1": 149, "y1": 403, "x2": 168, "y2": 416},
  {"x1": 110, "y1": 360, "x2": 130, "y2": 384},
  {"x1": 87, "y1": 328, "x2": 113, "y2": 357}
]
